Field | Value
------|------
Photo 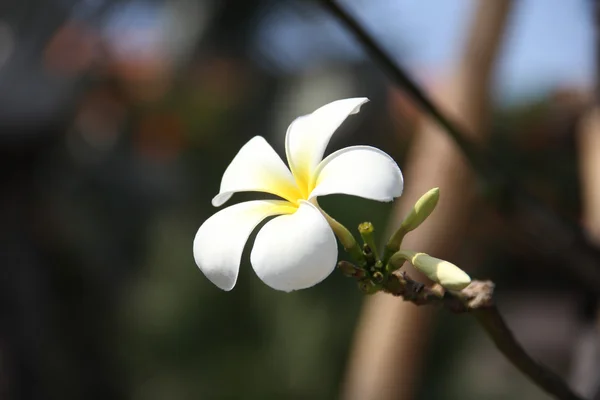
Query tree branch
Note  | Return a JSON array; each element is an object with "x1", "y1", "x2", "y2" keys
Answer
[
  {"x1": 319, "y1": 0, "x2": 488, "y2": 174},
  {"x1": 380, "y1": 273, "x2": 585, "y2": 400}
]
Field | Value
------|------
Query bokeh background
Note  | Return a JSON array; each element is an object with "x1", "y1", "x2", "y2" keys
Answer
[{"x1": 1, "y1": 0, "x2": 598, "y2": 399}]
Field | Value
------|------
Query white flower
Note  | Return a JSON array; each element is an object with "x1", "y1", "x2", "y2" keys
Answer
[{"x1": 193, "y1": 98, "x2": 404, "y2": 292}]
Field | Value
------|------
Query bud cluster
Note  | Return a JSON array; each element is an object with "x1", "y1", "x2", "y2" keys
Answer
[{"x1": 336, "y1": 187, "x2": 471, "y2": 295}]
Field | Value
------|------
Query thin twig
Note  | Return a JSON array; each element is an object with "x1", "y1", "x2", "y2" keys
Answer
[
  {"x1": 319, "y1": 0, "x2": 488, "y2": 175},
  {"x1": 380, "y1": 275, "x2": 585, "y2": 400},
  {"x1": 473, "y1": 307, "x2": 584, "y2": 400},
  {"x1": 319, "y1": 0, "x2": 600, "y2": 292}
]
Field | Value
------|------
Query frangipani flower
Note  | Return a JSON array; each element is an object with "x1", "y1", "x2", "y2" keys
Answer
[{"x1": 193, "y1": 98, "x2": 404, "y2": 292}]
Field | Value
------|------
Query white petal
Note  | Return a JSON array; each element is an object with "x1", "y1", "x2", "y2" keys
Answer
[
  {"x1": 309, "y1": 145, "x2": 403, "y2": 201},
  {"x1": 193, "y1": 200, "x2": 297, "y2": 291},
  {"x1": 285, "y1": 98, "x2": 369, "y2": 195},
  {"x1": 212, "y1": 136, "x2": 302, "y2": 207},
  {"x1": 250, "y1": 201, "x2": 337, "y2": 292}
]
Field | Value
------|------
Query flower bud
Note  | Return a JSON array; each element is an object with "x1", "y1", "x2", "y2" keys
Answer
[
  {"x1": 358, "y1": 222, "x2": 374, "y2": 235},
  {"x1": 338, "y1": 261, "x2": 358, "y2": 277},
  {"x1": 401, "y1": 187, "x2": 440, "y2": 232},
  {"x1": 383, "y1": 188, "x2": 440, "y2": 263},
  {"x1": 359, "y1": 222, "x2": 379, "y2": 261},
  {"x1": 410, "y1": 252, "x2": 471, "y2": 291},
  {"x1": 337, "y1": 261, "x2": 366, "y2": 278},
  {"x1": 372, "y1": 271, "x2": 384, "y2": 284}
]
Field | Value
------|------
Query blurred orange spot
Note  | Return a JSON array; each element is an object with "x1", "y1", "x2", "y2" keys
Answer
[
  {"x1": 44, "y1": 22, "x2": 99, "y2": 75},
  {"x1": 135, "y1": 112, "x2": 185, "y2": 162},
  {"x1": 190, "y1": 58, "x2": 248, "y2": 106},
  {"x1": 108, "y1": 54, "x2": 172, "y2": 102},
  {"x1": 75, "y1": 87, "x2": 126, "y2": 148}
]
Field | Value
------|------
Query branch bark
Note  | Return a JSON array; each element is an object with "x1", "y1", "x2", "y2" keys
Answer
[
  {"x1": 570, "y1": 0, "x2": 600, "y2": 397},
  {"x1": 473, "y1": 307, "x2": 584, "y2": 400},
  {"x1": 377, "y1": 274, "x2": 584, "y2": 400}
]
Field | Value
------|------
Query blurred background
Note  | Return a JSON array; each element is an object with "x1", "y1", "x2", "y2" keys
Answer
[{"x1": 1, "y1": 0, "x2": 598, "y2": 399}]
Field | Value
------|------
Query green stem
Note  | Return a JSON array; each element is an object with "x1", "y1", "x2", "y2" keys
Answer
[
  {"x1": 382, "y1": 227, "x2": 408, "y2": 264},
  {"x1": 358, "y1": 222, "x2": 379, "y2": 260},
  {"x1": 317, "y1": 206, "x2": 365, "y2": 264},
  {"x1": 386, "y1": 249, "x2": 417, "y2": 273}
]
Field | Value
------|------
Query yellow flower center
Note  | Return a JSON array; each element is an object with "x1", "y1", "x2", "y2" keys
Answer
[
  {"x1": 264, "y1": 157, "x2": 319, "y2": 210},
  {"x1": 287, "y1": 154, "x2": 319, "y2": 203}
]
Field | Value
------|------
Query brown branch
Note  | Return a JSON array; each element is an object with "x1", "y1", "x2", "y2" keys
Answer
[
  {"x1": 379, "y1": 273, "x2": 585, "y2": 400},
  {"x1": 473, "y1": 307, "x2": 584, "y2": 400},
  {"x1": 318, "y1": 0, "x2": 488, "y2": 174}
]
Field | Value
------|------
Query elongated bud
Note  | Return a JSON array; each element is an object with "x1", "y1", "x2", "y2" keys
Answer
[
  {"x1": 383, "y1": 188, "x2": 440, "y2": 264},
  {"x1": 338, "y1": 261, "x2": 357, "y2": 276},
  {"x1": 337, "y1": 261, "x2": 365, "y2": 278},
  {"x1": 359, "y1": 222, "x2": 379, "y2": 261},
  {"x1": 410, "y1": 252, "x2": 471, "y2": 291},
  {"x1": 400, "y1": 187, "x2": 440, "y2": 232}
]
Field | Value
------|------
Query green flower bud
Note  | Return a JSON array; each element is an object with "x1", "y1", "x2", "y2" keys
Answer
[
  {"x1": 338, "y1": 261, "x2": 358, "y2": 277},
  {"x1": 358, "y1": 222, "x2": 374, "y2": 235},
  {"x1": 409, "y1": 252, "x2": 471, "y2": 291},
  {"x1": 337, "y1": 261, "x2": 366, "y2": 279},
  {"x1": 383, "y1": 188, "x2": 440, "y2": 263},
  {"x1": 372, "y1": 271, "x2": 385, "y2": 284},
  {"x1": 401, "y1": 187, "x2": 440, "y2": 232},
  {"x1": 358, "y1": 222, "x2": 379, "y2": 261}
]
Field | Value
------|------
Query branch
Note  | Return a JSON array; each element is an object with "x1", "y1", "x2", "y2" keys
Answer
[
  {"x1": 319, "y1": 0, "x2": 600, "y2": 292},
  {"x1": 380, "y1": 273, "x2": 585, "y2": 400},
  {"x1": 319, "y1": 0, "x2": 488, "y2": 174}
]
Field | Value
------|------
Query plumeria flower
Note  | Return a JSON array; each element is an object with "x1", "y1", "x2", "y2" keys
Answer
[{"x1": 193, "y1": 98, "x2": 404, "y2": 292}]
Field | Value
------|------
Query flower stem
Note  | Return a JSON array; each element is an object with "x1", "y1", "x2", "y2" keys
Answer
[
  {"x1": 317, "y1": 206, "x2": 365, "y2": 264},
  {"x1": 386, "y1": 249, "x2": 416, "y2": 273},
  {"x1": 382, "y1": 227, "x2": 407, "y2": 265}
]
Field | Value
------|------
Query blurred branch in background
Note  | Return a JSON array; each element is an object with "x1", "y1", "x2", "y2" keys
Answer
[
  {"x1": 341, "y1": 1, "x2": 512, "y2": 399},
  {"x1": 320, "y1": 0, "x2": 600, "y2": 293},
  {"x1": 571, "y1": 1, "x2": 600, "y2": 397},
  {"x1": 573, "y1": 107, "x2": 600, "y2": 398}
]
